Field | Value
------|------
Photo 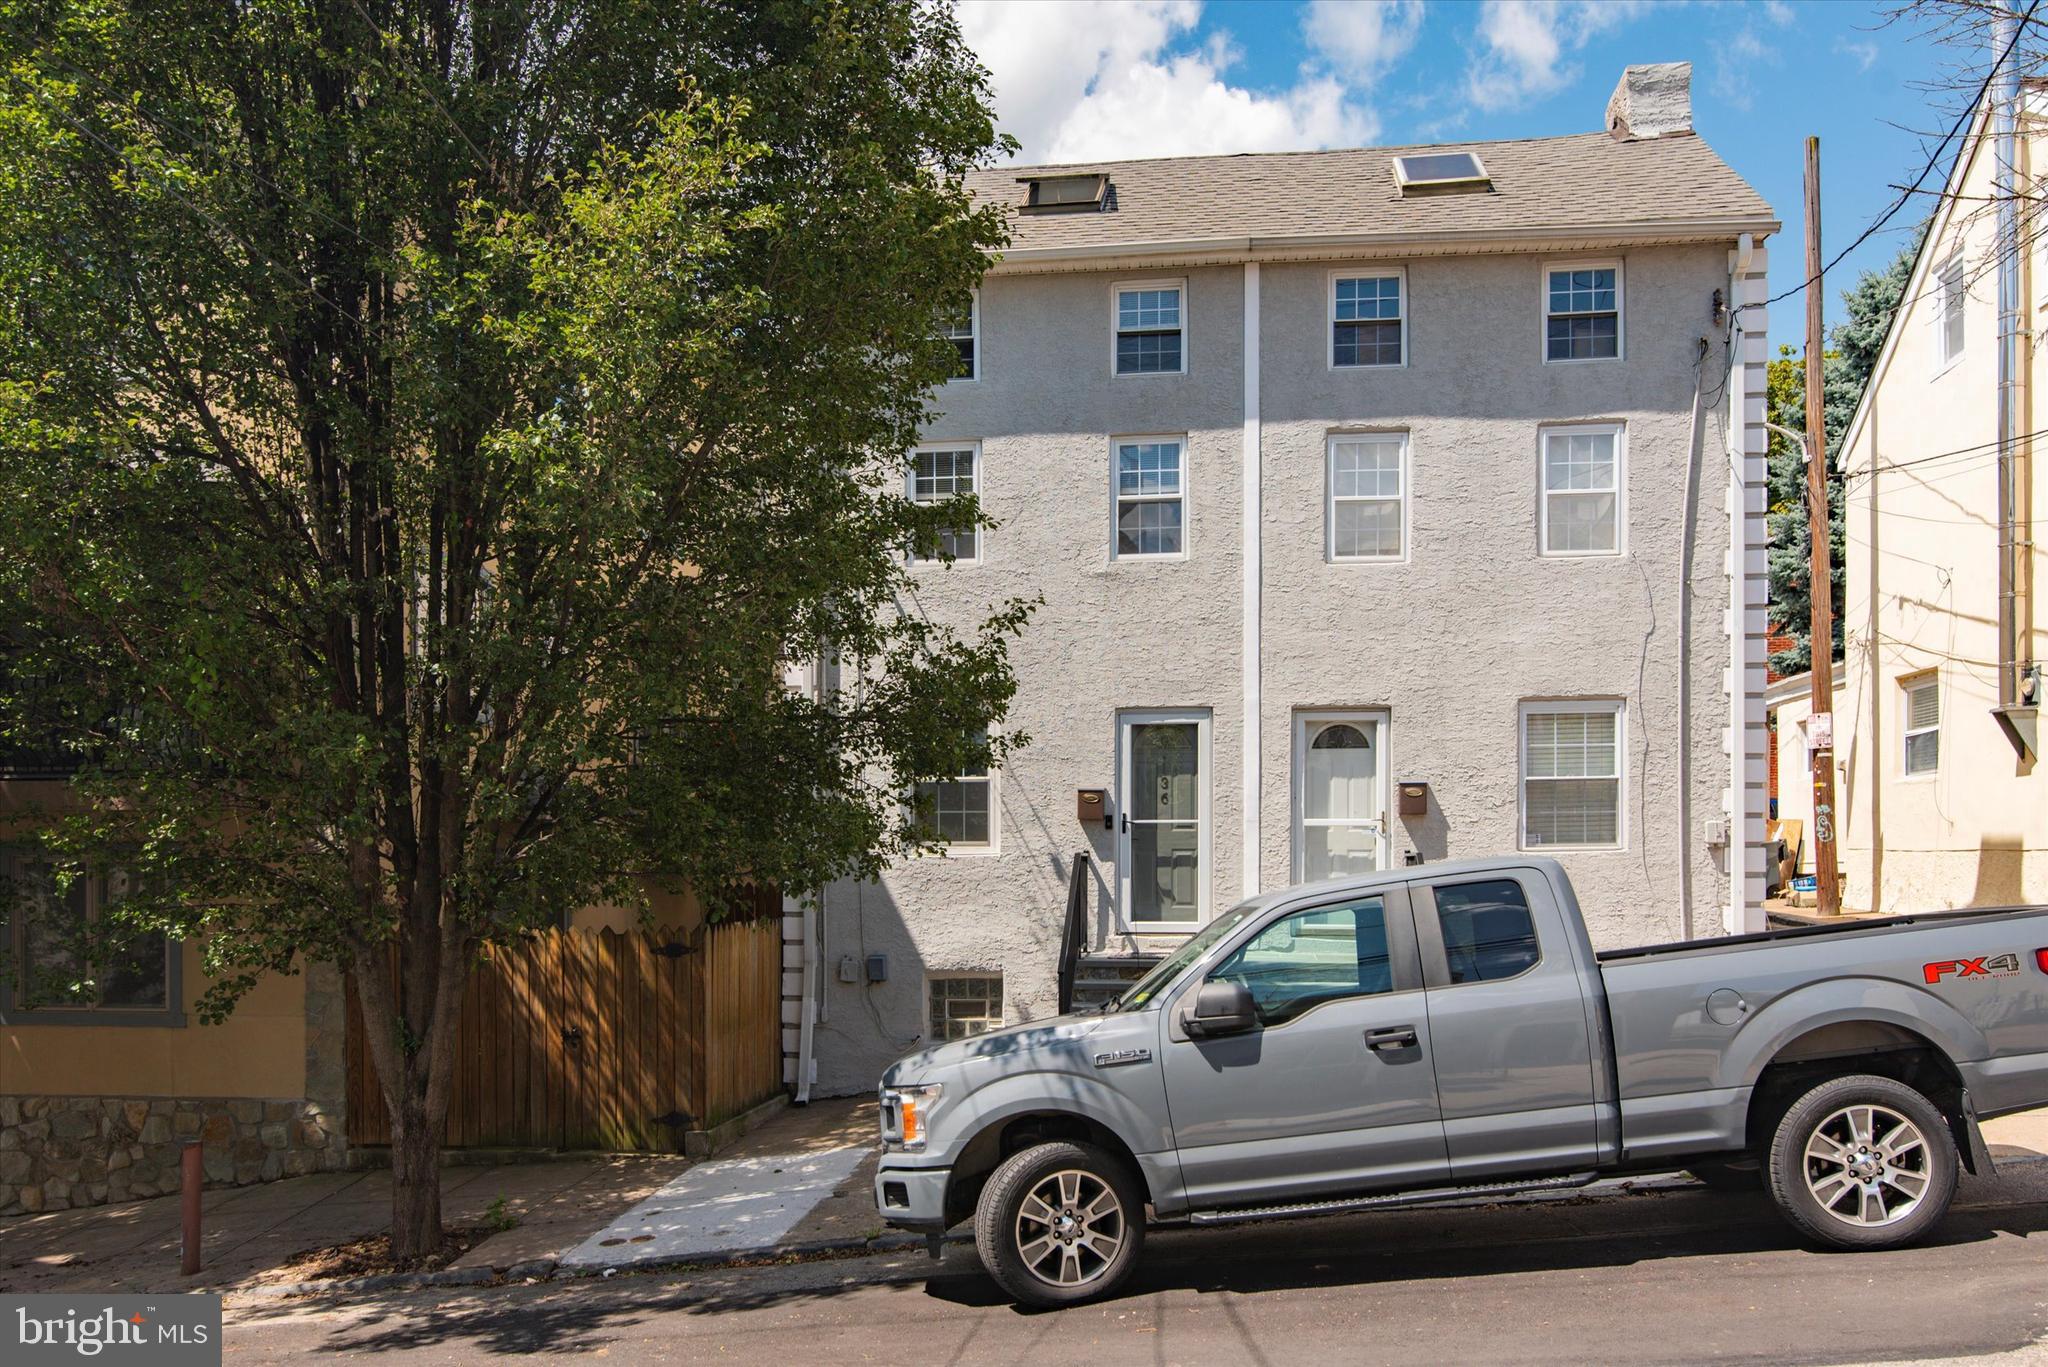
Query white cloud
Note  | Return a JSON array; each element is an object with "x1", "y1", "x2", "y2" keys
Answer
[
  {"x1": 1462, "y1": 0, "x2": 1649, "y2": 113},
  {"x1": 1762, "y1": 0, "x2": 1796, "y2": 26},
  {"x1": 1303, "y1": 0, "x2": 1425, "y2": 77},
  {"x1": 1836, "y1": 37, "x2": 1879, "y2": 73},
  {"x1": 957, "y1": 0, "x2": 1377, "y2": 164},
  {"x1": 1710, "y1": 21, "x2": 1771, "y2": 113}
]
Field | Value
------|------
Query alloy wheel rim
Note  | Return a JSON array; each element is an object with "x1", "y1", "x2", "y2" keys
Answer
[
  {"x1": 1803, "y1": 1103, "x2": 1932, "y2": 1228},
  {"x1": 1014, "y1": 1169, "x2": 1125, "y2": 1288}
]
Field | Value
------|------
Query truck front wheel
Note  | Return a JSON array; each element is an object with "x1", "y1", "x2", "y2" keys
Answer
[
  {"x1": 1763, "y1": 1073, "x2": 1958, "y2": 1250},
  {"x1": 973, "y1": 1140, "x2": 1145, "y2": 1309}
]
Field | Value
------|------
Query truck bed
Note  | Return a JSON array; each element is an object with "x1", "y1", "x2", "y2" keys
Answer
[
  {"x1": 1596, "y1": 905, "x2": 2048, "y2": 962},
  {"x1": 1594, "y1": 903, "x2": 2048, "y2": 1166}
]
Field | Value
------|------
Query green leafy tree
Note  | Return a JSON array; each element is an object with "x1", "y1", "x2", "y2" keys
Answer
[
  {"x1": 0, "y1": 0, "x2": 1028, "y2": 1256},
  {"x1": 1767, "y1": 234, "x2": 1921, "y2": 674}
]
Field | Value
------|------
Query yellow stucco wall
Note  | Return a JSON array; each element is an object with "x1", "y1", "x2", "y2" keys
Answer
[
  {"x1": 1834, "y1": 102, "x2": 2048, "y2": 915},
  {"x1": 1, "y1": 941, "x2": 307, "y2": 1098}
]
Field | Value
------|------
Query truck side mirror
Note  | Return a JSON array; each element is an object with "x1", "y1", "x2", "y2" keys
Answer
[{"x1": 1187, "y1": 978, "x2": 1257, "y2": 1037}]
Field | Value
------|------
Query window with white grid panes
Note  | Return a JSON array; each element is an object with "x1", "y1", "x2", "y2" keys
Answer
[
  {"x1": 1332, "y1": 273, "x2": 1404, "y2": 367},
  {"x1": 912, "y1": 730, "x2": 992, "y2": 848},
  {"x1": 1903, "y1": 675, "x2": 1940, "y2": 776},
  {"x1": 928, "y1": 974, "x2": 1003, "y2": 1041},
  {"x1": 909, "y1": 445, "x2": 978, "y2": 563},
  {"x1": 1937, "y1": 258, "x2": 1965, "y2": 368},
  {"x1": 1328, "y1": 434, "x2": 1406, "y2": 560},
  {"x1": 1540, "y1": 425, "x2": 1622, "y2": 556},
  {"x1": 1114, "y1": 283, "x2": 1184, "y2": 375},
  {"x1": 1521, "y1": 703, "x2": 1623, "y2": 849},
  {"x1": 1545, "y1": 264, "x2": 1621, "y2": 361},
  {"x1": 1114, "y1": 438, "x2": 1185, "y2": 557},
  {"x1": 940, "y1": 292, "x2": 977, "y2": 380}
]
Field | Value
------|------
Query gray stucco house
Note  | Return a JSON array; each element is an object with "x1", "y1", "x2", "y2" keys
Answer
[{"x1": 783, "y1": 64, "x2": 1778, "y2": 1097}]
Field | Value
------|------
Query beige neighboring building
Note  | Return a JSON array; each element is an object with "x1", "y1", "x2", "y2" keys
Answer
[{"x1": 1830, "y1": 83, "x2": 2046, "y2": 914}]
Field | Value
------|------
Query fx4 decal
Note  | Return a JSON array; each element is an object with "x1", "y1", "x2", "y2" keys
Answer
[{"x1": 1923, "y1": 953, "x2": 2023, "y2": 984}]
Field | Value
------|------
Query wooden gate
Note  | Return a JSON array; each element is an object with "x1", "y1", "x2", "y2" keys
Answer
[{"x1": 344, "y1": 915, "x2": 783, "y2": 1152}]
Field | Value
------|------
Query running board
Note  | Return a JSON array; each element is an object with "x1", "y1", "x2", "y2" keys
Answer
[{"x1": 1187, "y1": 1172, "x2": 1600, "y2": 1226}]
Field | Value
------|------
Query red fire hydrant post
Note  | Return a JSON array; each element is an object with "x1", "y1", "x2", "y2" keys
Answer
[{"x1": 180, "y1": 1140, "x2": 203, "y2": 1275}]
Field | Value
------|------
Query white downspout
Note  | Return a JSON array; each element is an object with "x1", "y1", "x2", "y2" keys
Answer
[
  {"x1": 1241, "y1": 262, "x2": 1262, "y2": 898},
  {"x1": 795, "y1": 894, "x2": 817, "y2": 1104}
]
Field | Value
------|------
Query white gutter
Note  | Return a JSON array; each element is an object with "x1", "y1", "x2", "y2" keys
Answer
[
  {"x1": 986, "y1": 218, "x2": 1784, "y2": 271},
  {"x1": 1241, "y1": 262, "x2": 1263, "y2": 899}
]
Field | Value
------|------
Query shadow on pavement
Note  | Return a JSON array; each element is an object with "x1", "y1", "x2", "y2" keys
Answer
[{"x1": 224, "y1": 1173, "x2": 2048, "y2": 1354}]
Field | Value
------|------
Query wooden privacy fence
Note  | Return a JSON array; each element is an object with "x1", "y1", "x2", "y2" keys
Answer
[{"x1": 345, "y1": 915, "x2": 782, "y2": 1153}]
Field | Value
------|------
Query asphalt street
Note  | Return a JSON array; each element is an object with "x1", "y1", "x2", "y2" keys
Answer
[{"x1": 220, "y1": 1160, "x2": 2048, "y2": 1366}]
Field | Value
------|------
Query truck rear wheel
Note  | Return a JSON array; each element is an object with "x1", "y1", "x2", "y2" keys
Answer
[
  {"x1": 973, "y1": 1140, "x2": 1144, "y2": 1309},
  {"x1": 1763, "y1": 1073, "x2": 1958, "y2": 1250}
]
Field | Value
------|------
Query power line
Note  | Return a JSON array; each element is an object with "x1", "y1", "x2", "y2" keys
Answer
[
  {"x1": 1752, "y1": 0, "x2": 2041, "y2": 313},
  {"x1": 1841, "y1": 426, "x2": 2048, "y2": 487}
]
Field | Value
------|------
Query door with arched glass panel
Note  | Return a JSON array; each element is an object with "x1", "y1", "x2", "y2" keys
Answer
[{"x1": 1293, "y1": 714, "x2": 1389, "y2": 883}]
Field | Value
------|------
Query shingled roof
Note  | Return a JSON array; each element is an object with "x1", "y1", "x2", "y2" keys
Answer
[{"x1": 969, "y1": 131, "x2": 1776, "y2": 262}]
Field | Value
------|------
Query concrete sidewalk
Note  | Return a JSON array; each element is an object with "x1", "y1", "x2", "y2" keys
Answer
[
  {"x1": 0, "y1": 1151, "x2": 689, "y2": 1296},
  {"x1": 0, "y1": 1096, "x2": 879, "y2": 1298}
]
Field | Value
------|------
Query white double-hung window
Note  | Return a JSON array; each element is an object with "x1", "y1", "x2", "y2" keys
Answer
[
  {"x1": 1903, "y1": 674, "x2": 1940, "y2": 776},
  {"x1": 1331, "y1": 271, "x2": 1405, "y2": 367},
  {"x1": 909, "y1": 443, "x2": 980, "y2": 563},
  {"x1": 913, "y1": 729, "x2": 994, "y2": 850},
  {"x1": 1328, "y1": 433, "x2": 1407, "y2": 561},
  {"x1": 1544, "y1": 262, "x2": 1621, "y2": 361},
  {"x1": 1114, "y1": 437, "x2": 1185, "y2": 558},
  {"x1": 1936, "y1": 256, "x2": 1965, "y2": 369},
  {"x1": 1114, "y1": 282, "x2": 1185, "y2": 375},
  {"x1": 940, "y1": 290, "x2": 979, "y2": 381},
  {"x1": 1521, "y1": 702, "x2": 1624, "y2": 849},
  {"x1": 1540, "y1": 424, "x2": 1623, "y2": 556}
]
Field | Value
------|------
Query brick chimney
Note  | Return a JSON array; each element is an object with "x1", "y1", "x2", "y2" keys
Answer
[{"x1": 1606, "y1": 63, "x2": 1693, "y2": 140}]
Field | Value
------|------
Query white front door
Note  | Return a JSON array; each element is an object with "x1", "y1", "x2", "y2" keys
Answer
[
  {"x1": 1294, "y1": 713, "x2": 1390, "y2": 882},
  {"x1": 1117, "y1": 710, "x2": 1210, "y2": 928}
]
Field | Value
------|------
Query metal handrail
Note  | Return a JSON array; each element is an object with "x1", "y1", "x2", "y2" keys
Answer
[{"x1": 1056, "y1": 851, "x2": 1089, "y2": 1014}]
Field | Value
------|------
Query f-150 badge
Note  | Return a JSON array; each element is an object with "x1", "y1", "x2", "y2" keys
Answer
[
  {"x1": 1924, "y1": 953, "x2": 2022, "y2": 984},
  {"x1": 1093, "y1": 1048, "x2": 1152, "y2": 1068}
]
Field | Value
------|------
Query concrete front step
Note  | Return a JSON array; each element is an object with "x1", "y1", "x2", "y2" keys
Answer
[{"x1": 1072, "y1": 953, "x2": 1163, "y2": 1009}]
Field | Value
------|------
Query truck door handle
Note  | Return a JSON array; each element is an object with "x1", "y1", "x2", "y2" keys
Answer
[{"x1": 1365, "y1": 1026, "x2": 1418, "y2": 1051}]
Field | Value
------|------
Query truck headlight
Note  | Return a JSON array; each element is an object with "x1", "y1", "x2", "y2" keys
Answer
[{"x1": 880, "y1": 1083, "x2": 943, "y2": 1152}]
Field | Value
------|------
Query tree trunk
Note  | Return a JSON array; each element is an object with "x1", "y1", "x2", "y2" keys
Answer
[
  {"x1": 388, "y1": 1099, "x2": 444, "y2": 1261},
  {"x1": 352, "y1": 948, "x2": 465, "y2": 1263}
]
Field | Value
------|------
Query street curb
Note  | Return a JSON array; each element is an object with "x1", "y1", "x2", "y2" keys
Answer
[{"x1": 548, "y1": 1230, "x2": 964, "y2": 1280}]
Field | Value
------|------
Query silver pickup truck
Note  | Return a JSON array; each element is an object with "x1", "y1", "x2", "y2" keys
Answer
[{"x1": 873, "y1": 857, "x2": 2048, "y2": 1307}]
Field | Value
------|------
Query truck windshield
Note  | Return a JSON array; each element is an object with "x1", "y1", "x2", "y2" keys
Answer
[{"x1": 1111, "y1": 902, "x2": 1260, "y2": 1011}]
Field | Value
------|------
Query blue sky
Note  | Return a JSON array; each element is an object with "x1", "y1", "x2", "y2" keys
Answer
[{"x1": 958, "y1": 0, "x2": 1977, "y2": 352}]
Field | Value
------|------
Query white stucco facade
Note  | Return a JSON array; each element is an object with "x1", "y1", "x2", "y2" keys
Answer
[{"x1": 783, "y1": 106, "x2": 1776, "y2": 1096}]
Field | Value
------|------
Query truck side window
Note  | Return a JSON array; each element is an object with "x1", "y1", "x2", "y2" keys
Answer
[
  {"x1": 1434, "y1": 880, "x2": 1540, "y2": 984},
  {"x1": 1210, "y1": 896, "x2": 1391, "y2": 1027}
]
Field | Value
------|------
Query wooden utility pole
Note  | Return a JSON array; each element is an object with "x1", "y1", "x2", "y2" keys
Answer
[{"x1": 1803, "y1": 136, "x2": 1842, "y2": 917}]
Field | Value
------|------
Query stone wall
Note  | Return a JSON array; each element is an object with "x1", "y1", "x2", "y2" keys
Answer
[{"x1": 0, "y1": 1094, "x2": 345, "y2": 1216}]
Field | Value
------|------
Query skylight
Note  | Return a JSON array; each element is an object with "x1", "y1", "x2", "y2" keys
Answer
[
  {"x1": 1018, "y1": 173, "x2": 1107, "y2": 212},
  {"x1": 1393, "y1": 152, "x2": 1491, "y2": 192}
]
